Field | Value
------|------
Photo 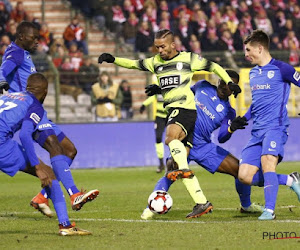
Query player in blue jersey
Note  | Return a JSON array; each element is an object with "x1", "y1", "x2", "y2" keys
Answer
[
  {"x1": 0, "y1": 73, "x2": 91, "y2": 235},
  {"x1": 141, "y1": 70, "x2": 262, "y2": 219},
  {"x1": 0, "y1": 21, "x2": 99, "y2": 217},
  {"x1": 239, "y1": 30, "x2": 300, "y2": 220}
]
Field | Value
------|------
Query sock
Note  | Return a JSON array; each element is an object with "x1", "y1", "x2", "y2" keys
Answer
[
  {"x1": 251, "y1": 171, "x2": 264, "y2": 187},
  {"x1": 277, "y1": 174, "x2": 293, "y2": 186},
  {"x1": 182, "y1": 176, "x2": 207, "y2": 204},
  {"x1": 169, "y1": 139, "x2": 188, "y2": 169},
  {"x1": 155, "y1": 142, "x2": 164, "y2": 159},
  {"x1": 41, "y1": 188, "x2": 48, "y2": 198},
  {"x1": 153, "y1": 176, "x2": 173, "y2": 192},
  {"x1": 263, "y1": 172, "x2": 278, "y2": 212},
  {"x1": 45, "y1": 180, "x2": 70, "y2": 226},
  {"x1": 63, "y1": 155, "x2": 73, "y2": 166},
  {"x1": 51, "y1": 155, "x2": 79, "y2": 196},
  {"x1": 235, "y1": 178, "x2": 251, "y2": 208}
]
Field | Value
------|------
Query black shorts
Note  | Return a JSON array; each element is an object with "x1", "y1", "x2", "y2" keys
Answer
[{"x1": 166, "y1": 108, "x2": 196, "y2": 148}]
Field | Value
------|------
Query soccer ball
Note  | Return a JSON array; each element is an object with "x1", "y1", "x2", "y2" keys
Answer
[{"x1": 148, "y1": 190, "x2": 173, "y2": 214}]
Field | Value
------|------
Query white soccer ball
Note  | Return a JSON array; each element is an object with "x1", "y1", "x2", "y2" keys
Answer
[{"x1": 148, "y1": 190, "x2": 173, "y2": 214}]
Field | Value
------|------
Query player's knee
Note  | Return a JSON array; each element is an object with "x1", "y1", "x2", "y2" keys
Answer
[
  {"x1": 238, "y1": 172, "x2": 252, "y2": 185},
  {"x1": 63, "y1": 144, "x2": 77, "y2": 160}
]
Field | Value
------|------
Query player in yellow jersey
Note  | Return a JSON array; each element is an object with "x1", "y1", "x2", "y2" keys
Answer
[
  {"x1": 140, "y1": 92, "x2": 168, "y2": 173},
  {"x1": 98, "y1": 29, "x2": 241, "y2": 208}
]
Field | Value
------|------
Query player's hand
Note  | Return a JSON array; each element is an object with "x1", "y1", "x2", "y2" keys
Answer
[
  {"x1": 228, "y1": 81, "x2": 241, "y2": 98},
  {"x1": 0, "y1": 80, "x2": 9, "y2": 94},
  {"x1": 230, "y1": 116, "x2": 248, "y2": 132},
  {"x1": 98, "y1": 53, "x2": 115, "y2": 64},
  {"x1": 35, "y1": 161, "x2": 55, "y2": 188},
  {"x1": 145, "y1": 84, "x2": 161, "y2": 96},
  {"x1": 139, "y1": 105, "x2": 146, "y2": 114}
]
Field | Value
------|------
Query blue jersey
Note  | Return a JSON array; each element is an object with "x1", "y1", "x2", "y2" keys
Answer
[
  {"x1": 191, "y1": 80, "x2": 236, "y2": 144},
  {"x1": 248, "y1": 58, "x2": 300, "y2": 130},
  {"x1": 0, "y1": 92, "x2": 44, "y2": 166},
  {"x1": 0, "y1": 42, "x2": 36, "y2": 92}
]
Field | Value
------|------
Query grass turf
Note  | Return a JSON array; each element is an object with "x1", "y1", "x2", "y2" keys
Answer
[{"x1": 1, "y1": 162, "x2": 300, "y2": 249}]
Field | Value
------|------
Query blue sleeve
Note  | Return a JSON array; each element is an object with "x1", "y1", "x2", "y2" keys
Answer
[
  {"x1": 277, "y1": 61, "x2": 300, "y2": 87},
  {"x1": 243, "y1": 105, "x2": 252, "y2": 121},
  {"x1": 19, "y1": 120, "x2": 39, "y2": 167},
  {"x1": 0, "y1": 60, "x2": 18, "y2": 80},
  {"x1": 218, "y1": 107, "x2": 236, "y2": 143},
  {"x1": 191, "y1": 80, "x2": 207, "y2": 94}
]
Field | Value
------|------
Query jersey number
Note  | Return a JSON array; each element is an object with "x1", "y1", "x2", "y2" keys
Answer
[{"x1": 0, "y1": 100, "x2": 18, "y2": 113}]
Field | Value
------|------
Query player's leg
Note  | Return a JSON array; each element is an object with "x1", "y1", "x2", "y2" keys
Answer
[{"x1": 154, "y1": 116, "x2": 166, "y2": 173}]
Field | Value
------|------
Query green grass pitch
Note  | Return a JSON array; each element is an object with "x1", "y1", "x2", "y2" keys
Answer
[{"x1": 1, "y1": 162, "x2": 300, "y2": 249}]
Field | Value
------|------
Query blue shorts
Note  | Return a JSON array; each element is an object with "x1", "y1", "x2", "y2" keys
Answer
[
  {"x1": 33, "y1": 112, "x2": 66, "y2": 146},
  {"x1": 0, "y1": 140, "x2": 29, "y2": 177},
  {"x1": 240, "y1": 128, "x2": 288, "y2": 169},
  {"x1": 188, "y1": 141, "x2": 229, "y2": 174}
]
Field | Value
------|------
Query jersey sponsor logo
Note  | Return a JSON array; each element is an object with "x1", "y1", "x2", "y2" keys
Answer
[
  {"x1": 216, "y1": 104, "x2": 224, "y2": 112},
  {"x1": 159, "y1": 75, "x2": 180, "y2": 89},
  {"x1": 30, "y1": 113, "x2": 41, "y2": 124},
  {"x1": 176, "y1": 62, "x2": 183, "y2": 71},
  {"x1": 270, "y1": 141, "x2": 276, "y2": 148},
  {"x1": 158, "y1": 66, "x2": 163, "y2": 72},
  {"x1": 251, "y1": 84, "x2": 271, "y2": 91},
  {"x1": 38, "y1": 123, "x2": 52, "y2": 129},
  {"x1": 171, "y1": 148, "x2": 181, "y2": 155},
  {"x1": 293, "y1": 71, "x2": 300, "y2": 81},
  {"x1": 31, "y1": 66, "x2": 36, "y2": 72},
  {"x1": 267, "y1": 71, "x2": 274, "y2": 79},
  {"x1": 211, "y1": 96, "x2": 217, "y2": 101},
  {"x1": 268, "y1": 148, "x2": 276, "y2": 152},
  {"x1": 195, "y1": 100, "x2": 215, "y2": 120}
]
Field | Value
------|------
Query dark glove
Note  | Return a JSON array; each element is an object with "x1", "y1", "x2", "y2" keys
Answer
[
  {"x1": 103, "y1": 97, "x2": 112, "y2": 103},
  {"x1": 98, "y1": 53, "x2": 115, "y2": 64},
  {"x1": 228, "y1": 81, "x2": 241, "y2": 98},
  {"x1": 0, "y1": 80, "x2": 9, "y2": 94},
  {"x1": 230, "y1": 116, "x2": 248, "y2": 132},
  {"x1": 97, "y1": 97, "x2": 112, "y2": 104},
  {"x1": 139, "y1": 105, "x2": 146, "y2": 114},
  {"x1": 145, "y1": 84, "x2": 161, "y2": 96}
]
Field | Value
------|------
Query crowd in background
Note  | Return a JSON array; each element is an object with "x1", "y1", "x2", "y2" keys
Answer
[{"x1": 0, "y1": 0, "x2": 299, "y2": 121}]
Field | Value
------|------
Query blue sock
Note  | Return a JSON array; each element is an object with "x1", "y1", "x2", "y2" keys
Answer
[
  {"x1": 251, "y1": 171, "x2": 264, "y2": 187},
  {"x1": 153, "y1": 176, "x2": 173, "y2": 192},
  {"x1": 51, "y1": 155, "x2": 79, "y2": 196},
  {"x1": 277, "y1": 174, "x2": 288, "y2": 185},
  {"x1": 45, "y1": 180, "x2": 70, "y2": 226},
  {"x1": 235, "y1": 178, "x2": 251, "y2": 208},
  {"x1": 40, "y1": 188, "x2": 47, "y2": 198},
  {"x1": 263, "y1": 172, "x2": 278, "y2": 212},
  {"x1": 63, "y1": 155, "x2": 73, "y2": 166}
]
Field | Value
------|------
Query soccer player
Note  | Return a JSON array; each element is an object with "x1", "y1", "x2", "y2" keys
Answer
[
  {"x1": 0, "y1": 21, "x2": 99, "y2": 217},
  {"x1": 139, "y1": 90, "x2": 168, "y2": 173},
  {"x1": 141, "y1": 70, "x2": 262, "y2": 219},
  {"x1": 0, "y1": 73, "x2": 91, "y2": 235},
  {"x1": 238, "y1": 29, "x2": 300, "y2": 220},
  {"x1": 98, "y1": 29, "x2": 241, "y2": 209}
]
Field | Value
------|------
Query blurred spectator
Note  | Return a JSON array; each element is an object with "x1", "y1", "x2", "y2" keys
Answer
[
  {"x1": 202, "y1": 32, "x2": 219, "y2": 52},
  {"x1": 26, "y1": 12, "x2": 40, "y2": 30},
  {"x1": 119, "y1": 79, "x2": 133, "y2": 119},
  {"x1": 122, "y1": 12, "x2": 139, "y2": 45},
  {"x1": 49, "y1": 38, "x2": 68, "y2": 67},
  {"x1": 218, "y1": 30, "x2": 236, "y2": 53},
  {"x1": 1, "y1": 0, "x2": 11, "y2": 13},
  {"x1": 223, "y1": 7, "x2": 239, "y2": 34},
  {"x1": 233, "y1": 21, "x2": 251, "y2": 50},
  {"x1": 10, "y1": 1, "x2": 28, "y2": 23},
  {"x1": 237, "y1": 1, "x2": 249, "y2": 19},
  {"x1": 253, "y1": 10, "x2": 273, "y2": 35},
  {"x1": 190, "y1": 9, "x2": 207, "y2": 37},
  {"x1": 90, "y1": 0, "x2": 113, "y2": 32},
  {"x1": 142, "y1": 5, "x2": 158, "y2": 32},
  {"x1": 158, "y1": 10, "x2": 171, "y2": 30},
  {"x1": 288, "y1": 39, "x2": 299, "y2": 66},
  {"x1": 39, "y1": 23, "x2": 53, "y2": 49},
  {"x1": 6, "y1": 20, "x2": 17, "y2": 41},
  {"x1": 270, "y1": 34, "x2": 283, "y2": 50},
  {"x1": 173, "y1": 3, "x2": 192, "y2": 21},
  {"x1": 78, "y1": 57, "x2": 99, "y2": 94},
  {"x1": 175, "y1": 17, "x2": 193, "y2": 49},
  {"x1": 241, "y1": 12, "x2": 254, "y2": 32},
  {"x1": 283, "y1": 30, "x2": 299, "y2": 50},
  {"x1": 63, "y1": 16, "x2": 88, "y2": 55},
  {"x1": 135, "y1": 21, "x2": 153, "y2": 53},
  {"x1": 0, "y1": 34, "x2": 9, "y2": 55},
  {"x1": 111, "y1": 3, "x2": 126, "y2": 39},
  {"x1": 205, "y1": 1, "x2": 219, "y2": 19},
  {"x1": 68, "y1": 42, "x2": 83, "y2": 72},
  {"x1": 123, "y1": 0, "x2": 135, "y2": 19},
  {"x1": 157, "y1": 0, "x2": 169, "y2": 21},
  {"x1": 174, "y1": 34, "x2": 186, "y2": 51},
  {"x1": 91, "y1": 71, "x2": 119, "y2": 122},
  {"x1": 0, "y1": 1, "x2": 10, "y2": 36},
  {"x1": 59, "y1": 57, "x2": 83, "y2": 101}
]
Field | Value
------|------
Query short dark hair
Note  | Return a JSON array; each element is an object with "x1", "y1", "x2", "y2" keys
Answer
[
  {"x1": 243, "y1": 29, "x2": 270, "y2": 50},
  {"x1": 16, "y1": 21, "x2": 38, "y2": 39},
  {"x1": 28, "y1": 72, "x2": 47, "y2": 84},
  {"x1": 155, "y1": 29, "x2": 174, "y2": 40}
]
